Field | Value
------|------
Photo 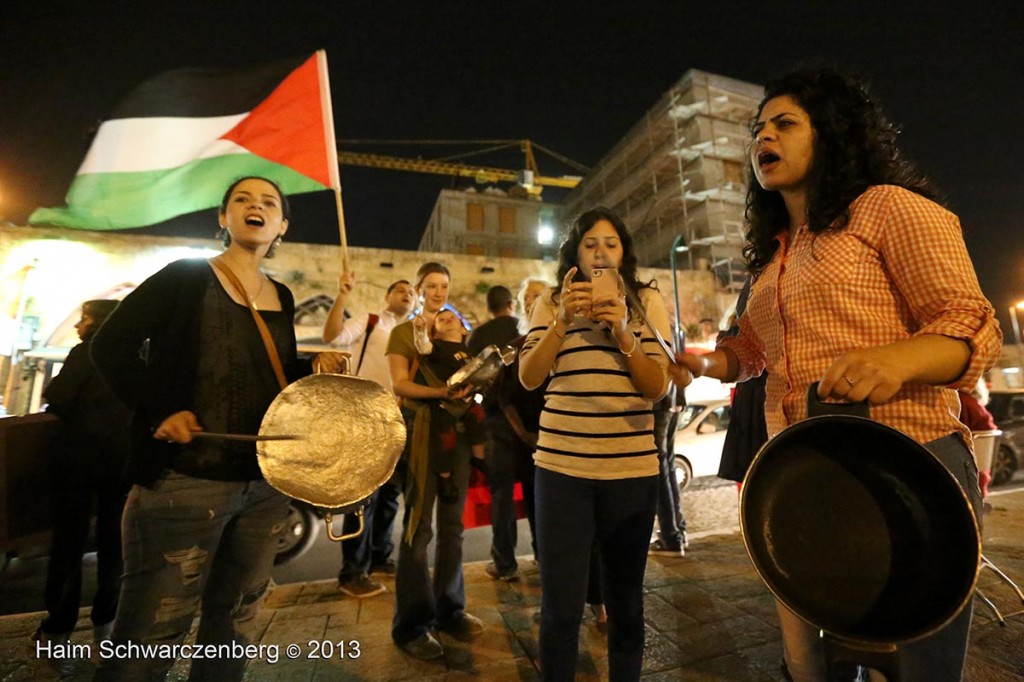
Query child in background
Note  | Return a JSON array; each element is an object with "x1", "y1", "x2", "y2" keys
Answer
[{"x1": 414, "y1": 310, "x2": 487, "y2": 502}]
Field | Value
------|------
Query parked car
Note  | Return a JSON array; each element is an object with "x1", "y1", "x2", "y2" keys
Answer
[
  {"x1": 673, "y1": 399, "x2": 731, "y2": 490},
  {"x1": 987, "y1": 390, "x2": 1024, "y2": 486},
  {"x1": 276, "y1": 499, "x2": 323, "y2": 565}
]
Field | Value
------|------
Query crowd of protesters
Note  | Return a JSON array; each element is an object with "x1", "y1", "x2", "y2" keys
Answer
[{"x1": 27, "y1": 66, "x2": 1006, "y2": 682}]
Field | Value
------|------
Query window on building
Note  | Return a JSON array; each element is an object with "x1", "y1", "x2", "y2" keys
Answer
[
  {"x1": 498, "y1": 206, "x2": 517, "y2": 234},
  {"x1": 467, "y1": 203, "x2": 485, "y2": 232},
  {"x1": 466, "y1": 243, "x2": 485, "y2": 256},
  {"x1": 723, "y1": 161, "x2": 744, "y2": 187},
  {"x1": 499, "y1": 246, "x2": 518, "y2": 258}
]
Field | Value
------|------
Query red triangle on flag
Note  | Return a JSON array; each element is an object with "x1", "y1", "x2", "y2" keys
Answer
[{"x1": 221, "y1": 54, "x2": 332, "y2": 188}]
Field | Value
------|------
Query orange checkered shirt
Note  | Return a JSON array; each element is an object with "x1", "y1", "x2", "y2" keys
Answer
[{"x1": 719, "y1": 185, "x2": 1002, "y2": 445}]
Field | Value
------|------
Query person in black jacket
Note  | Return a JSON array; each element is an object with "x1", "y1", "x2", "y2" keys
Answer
[
  {"x1": 90, "y1": 176, "x2": 345, "y2": 681},
  {"x1": 33, "y1": 299, "x2": 131, "y2": 667},
  {"x1": 466, "y1": 285, "x2": 522, "y2": 581}
]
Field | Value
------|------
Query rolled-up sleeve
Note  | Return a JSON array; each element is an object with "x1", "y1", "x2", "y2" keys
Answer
[
  {"x1": 881, "y1": 188, "x2": 1002, "y2": 390},
  {"x1": 717, "y1": 310, "x2": 767, "y2": 383}
]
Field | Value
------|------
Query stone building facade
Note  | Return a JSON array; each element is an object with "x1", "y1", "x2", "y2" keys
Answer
[{"x1": 1, "y1": 225, "x2": 720, "y2": 412}]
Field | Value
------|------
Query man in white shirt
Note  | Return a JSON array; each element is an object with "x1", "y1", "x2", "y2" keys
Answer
[{"x1": 323, "y1": 275, "x2": 415, "y2": 597}]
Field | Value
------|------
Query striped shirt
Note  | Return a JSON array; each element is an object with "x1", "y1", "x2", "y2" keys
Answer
[
  {"x1": 720, "y1": 185, "x2": 1002, "y2": 445},
  {"x1": 522, "y1": 287, "x2": 671, "y2": 480}
]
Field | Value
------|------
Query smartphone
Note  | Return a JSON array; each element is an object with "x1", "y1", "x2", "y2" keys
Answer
[{"x1": 590, "y1": 267, "x2": 618, "y2": 302}]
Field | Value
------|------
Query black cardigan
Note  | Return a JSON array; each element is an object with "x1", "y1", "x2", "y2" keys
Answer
[{"x1": 90, "y1": 258, "x2": 308, "y2": 486}]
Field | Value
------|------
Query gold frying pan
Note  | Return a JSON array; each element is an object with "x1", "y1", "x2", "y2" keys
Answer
[{"x1": 256, "y1": 372, "x2": 406, "y2": 542}]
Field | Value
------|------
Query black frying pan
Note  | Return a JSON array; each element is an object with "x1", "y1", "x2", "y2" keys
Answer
[{"x1": 740, "y1": 385, "x2": 980, "y2": 651}]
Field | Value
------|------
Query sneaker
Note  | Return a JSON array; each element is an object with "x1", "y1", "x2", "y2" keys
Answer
[
  {"x1": 399, "y1": 631, "x2": 444, "y2": 660},
  {"x1": 370, "y1": 557, "x2": 397, "y2": 575},
  {"x1": 484, "y1": 561, "x2": 519, "y2": 582},
  {"x1": 30, "y1": 628, "x2": 74, "y2": 674},
  {"x1": 682, "y1": 531, "x2": 690, "y2": 548},
  {"x1": 438, "y1": 612, "x2": 484, "y2": 640},
  {"x1": 649, "y1": 538, "x2": 685, "y2": 556},
  {"x1": 338, "y1": 574, "x2": 386, "y2": 598}
]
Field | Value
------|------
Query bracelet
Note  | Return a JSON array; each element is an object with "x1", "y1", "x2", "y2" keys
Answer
[
  {"x1": 618, "y1": 334, "x2": 638, "y2": 358},
  {"x1": 549, "y1": 322, "x2": 567, "y2": 339}
]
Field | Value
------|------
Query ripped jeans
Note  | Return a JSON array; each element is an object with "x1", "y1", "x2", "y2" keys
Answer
[{"x1": 95, "y1": 471, "x2": 288, "y2": 682}]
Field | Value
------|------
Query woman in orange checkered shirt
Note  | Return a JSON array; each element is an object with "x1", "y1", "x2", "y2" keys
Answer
[{"x1": 670, "y1": 69, "x2": 1001, "y2": 682}]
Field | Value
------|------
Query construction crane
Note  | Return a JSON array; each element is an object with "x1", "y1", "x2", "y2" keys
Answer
[{"x1": 336, "y1": 139, "x2": 587, "y2": 196}]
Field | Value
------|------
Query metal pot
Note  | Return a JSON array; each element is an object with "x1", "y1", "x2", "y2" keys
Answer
[
  {"x1": 446, "y1": 344, "x2": 516, "y2": 392},
  {"x1": 740, "y1": 384, "x2": 980, "y2": 675},
  {"x1": 256, "y1": 372, "x2": 406, "y2": 542}
]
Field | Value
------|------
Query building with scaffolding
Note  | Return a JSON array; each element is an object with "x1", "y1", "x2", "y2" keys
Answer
[
  {"x1": 561, "y1": 69, "x2": 763, "y2": 292},
  {"x1": 418, "y1": 187, "x2": 560, "y2": 260}
]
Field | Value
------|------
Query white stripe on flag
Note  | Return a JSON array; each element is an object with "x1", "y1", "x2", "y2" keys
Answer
[{"x1": 79, "y1": 115, "x2": 250, "y2": 174}]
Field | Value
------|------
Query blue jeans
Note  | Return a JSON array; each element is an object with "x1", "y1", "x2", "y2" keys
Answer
[
  {"x1": 654, "y1": 407, "x2": 685, "y2": 544},
  {"x1": 484, "y1": 414, "x2": 519, "y2": 573},
  {"x1": 536, "y1": 468, "x2": 657, "y2": 681},
  {"x1": 95, "y1": 471, "x2": 288, "y2": 682},
  {"x1": 777, "y1": 434, "x2": 982, "y2": 682},
  {"x1": 392, "y1": 441, "x2": 470, "y2": 645},
  {"x1": 339, "y1": 471, "x2": 402, "y2": 580}
]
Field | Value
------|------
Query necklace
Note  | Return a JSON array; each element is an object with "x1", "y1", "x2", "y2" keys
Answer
[
  {"x1": 212, "y1": 256, "x2": 266, "y2": 309},
  {"x1": 250, "y1": 275, "x2": 266, "y2": 310}
]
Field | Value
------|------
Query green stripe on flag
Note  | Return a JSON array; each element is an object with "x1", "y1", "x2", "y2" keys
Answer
[{"x1": 30, "y1": 154, "x2": 326, "y2": 230}]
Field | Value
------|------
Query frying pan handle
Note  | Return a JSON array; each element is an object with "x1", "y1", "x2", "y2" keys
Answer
[
  {"x1": 325, "y1": 508, "x2": 364, "y2": 542},
  {"x1": 806, "y1": 382, "x2": 870, "y2": 420}
]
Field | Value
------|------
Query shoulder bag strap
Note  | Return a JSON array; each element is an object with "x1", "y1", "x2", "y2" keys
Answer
[
  {"x1": 355, "y1": 313, "x2": 379, "y2": 375},
  {"x1": 209, "y1": 258, "x2": 288, "y2": 390}
]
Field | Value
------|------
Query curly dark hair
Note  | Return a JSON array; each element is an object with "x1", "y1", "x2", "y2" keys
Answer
[
  {"x1": 743, "y1": 69, "x2": 940, "y2": 277},
  {"x1": 553, "y1": 207, "x2": 655, "y2": 318}
]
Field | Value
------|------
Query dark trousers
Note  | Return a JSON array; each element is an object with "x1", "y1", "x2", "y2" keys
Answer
[
  {"x1": 339, "y1": 469, "x2": 402, "y2": 580},
  {"x1": 536, "y1": 468, "x2": 657, "y2": 681},
  {"x1": 484, "y1": 414, "x2": 519, "y2": 572},
  {"x1": 42, "y1": 468, "x2": 126, "y2": 634},
  {"x1": 512, "y1": 436, "x2": 538, "y2": 559},
  {"x1": 654, "y1": 407, "x2": 686, "y2": 543}
]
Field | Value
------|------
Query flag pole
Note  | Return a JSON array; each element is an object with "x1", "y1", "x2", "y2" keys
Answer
[{"x1": 316, "y1": 50, "x2": 349, "y2": 272}]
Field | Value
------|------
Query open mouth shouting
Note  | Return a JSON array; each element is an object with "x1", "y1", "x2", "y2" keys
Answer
[
  {"x1": 244, "y1": 214, "x2": 266, "y2": 227},
  {"x1": 757, "y1": 150, "x2": 780, "y2": 168}
]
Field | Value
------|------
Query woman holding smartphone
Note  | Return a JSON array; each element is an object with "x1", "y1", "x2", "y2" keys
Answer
[{"x1": 519, "y1": 207, "x2": 671, "y2": 681}]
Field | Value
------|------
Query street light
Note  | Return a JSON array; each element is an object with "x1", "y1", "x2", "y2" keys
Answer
[
  {"x1": 1010, "y1": 301, "x2": 1024, "y2": 368},
  {"x1": 669, "y1": 234, "x2": 689, "y2": 351},
  {"x1": 536, "y1": 223, "x2": 554, "y2": 246}
]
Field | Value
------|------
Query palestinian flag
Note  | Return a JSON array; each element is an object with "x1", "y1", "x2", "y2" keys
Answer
[{"x1": 30, "y1": 51, "x2": 340, "y2": 230}]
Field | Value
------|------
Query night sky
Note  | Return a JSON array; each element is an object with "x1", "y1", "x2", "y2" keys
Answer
[{"x1": 1, "y1": 2, "x2": 1022, "y2": 331}]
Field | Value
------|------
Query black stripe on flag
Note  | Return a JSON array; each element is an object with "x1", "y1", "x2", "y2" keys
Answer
[{"x1": 109, "y1": 55, "x2": 308, "y2": 120}]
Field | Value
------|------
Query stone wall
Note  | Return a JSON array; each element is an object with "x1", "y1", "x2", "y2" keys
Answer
[{"x1": 0, "y1": 225, "x2": 724, "y2": 348}]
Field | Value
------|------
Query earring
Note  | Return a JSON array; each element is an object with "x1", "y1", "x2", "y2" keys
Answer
[{"x1": 265, "y1": 233, "x2": 284, "y2": 259}]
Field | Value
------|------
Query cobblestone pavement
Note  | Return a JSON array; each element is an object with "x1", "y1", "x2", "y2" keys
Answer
[
  {"x1": 2, "y1": 480, "x2": 1021, "y2": 681},
  {"x1": 681, "y1": 477, "x2": 741, "y2": 541}
]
